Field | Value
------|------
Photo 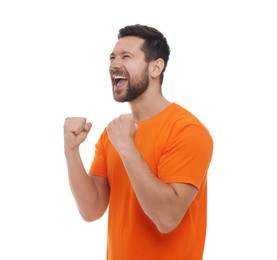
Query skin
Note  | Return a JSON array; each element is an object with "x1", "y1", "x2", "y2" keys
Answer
[{"x1": 64, "y1": 36, "x2": 198, "y2": 233}]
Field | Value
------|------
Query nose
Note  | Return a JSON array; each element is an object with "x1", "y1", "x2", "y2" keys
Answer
[{"x1": 110, "y1": 56, "x2": 123, "y2": 71}]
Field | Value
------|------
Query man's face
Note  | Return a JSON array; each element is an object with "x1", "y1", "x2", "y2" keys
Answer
[{"x1": 109, "y1": 36, "x2": 149, "y2": 102}]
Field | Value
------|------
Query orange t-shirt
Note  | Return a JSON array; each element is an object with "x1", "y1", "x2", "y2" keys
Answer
[{"x1": 89, "y1": 103, "x2": 213, "y2": 260}]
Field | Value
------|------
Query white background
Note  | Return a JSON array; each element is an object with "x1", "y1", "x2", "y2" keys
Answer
[{"x1": 0, "y1": 0, "x2": 276, "y2": 259}]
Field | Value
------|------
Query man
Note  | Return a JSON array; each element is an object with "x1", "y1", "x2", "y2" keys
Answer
[{"x1": 64, "y1": 24, "x2": 213, "y2": 259}]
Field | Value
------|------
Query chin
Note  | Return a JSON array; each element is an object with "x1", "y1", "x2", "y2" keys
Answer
[{"x1": 113, "y1": 94, "x2": 126, "y2": 103}]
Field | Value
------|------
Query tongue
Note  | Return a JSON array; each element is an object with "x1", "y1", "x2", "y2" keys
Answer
[{"x1": 116, "y1": 79, "x2": 127, "y2": 88}]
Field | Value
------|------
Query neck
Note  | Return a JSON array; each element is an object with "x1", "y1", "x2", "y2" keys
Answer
[{"x1": 128, "y1": 93, "x2": 171, "y2": 122}]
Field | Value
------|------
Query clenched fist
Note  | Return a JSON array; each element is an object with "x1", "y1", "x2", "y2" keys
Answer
[
  {"x1": 107, "y1": 114, "x2": 138, "y2": 152},
  {"x1": 64, "y1": 117, "x2": 92, "y2": 151}
]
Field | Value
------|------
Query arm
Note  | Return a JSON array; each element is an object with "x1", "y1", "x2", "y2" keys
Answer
[
  {"x1": 64, "y1": 117, "x2": 110, "y2": 222},
  {"x1": 107, "y1": 115, "x2": 197, "y2": 233},
  {"x1": 119, "y1": 144, "x2": 198, "y2": 233}
]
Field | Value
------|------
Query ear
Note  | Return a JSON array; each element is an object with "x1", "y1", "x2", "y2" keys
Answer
[{"x1": 149, "y1": 58, "x2": 165, "y2": 78}]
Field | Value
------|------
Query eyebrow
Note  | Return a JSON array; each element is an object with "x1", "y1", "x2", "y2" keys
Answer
[{"x1": 110, "y1": 51, "x2": 132, "y2": 57}]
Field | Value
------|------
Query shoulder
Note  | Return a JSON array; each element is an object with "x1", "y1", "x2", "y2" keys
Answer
[
  {"x1": 168, "y1": 103, "x2": 210, "y2": 130},
  {"x1": 95, "y1": 127, "x2": 110, "y2": 149},
  {"x1": 164, "y1": 103, "x2": 213, "y2": 147}
]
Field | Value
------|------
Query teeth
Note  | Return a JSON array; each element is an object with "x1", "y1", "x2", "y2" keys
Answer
[{"x1": 114, "y1": 75, "x2": 126, "y2": 79}]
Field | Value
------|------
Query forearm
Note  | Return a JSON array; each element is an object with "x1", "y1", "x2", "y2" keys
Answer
[
  {"x1": 65, "y1": 149, "x2": 101, "y2": 221},
  {"x1": 118, "y1": 145, "x2": 184, "y2": 233}
]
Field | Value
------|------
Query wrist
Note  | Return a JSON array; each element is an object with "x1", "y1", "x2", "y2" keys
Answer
[
  {"x1": 118, "y1": 142, "x2": 137, "y2": 157},
  {"x1": 64, "y1": 146, "x2": 80, "y2": 158}
]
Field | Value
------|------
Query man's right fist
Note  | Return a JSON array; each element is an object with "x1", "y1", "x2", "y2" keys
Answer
[{"x1": 64, "y1": 117, "x2": 92, "y2": 151}]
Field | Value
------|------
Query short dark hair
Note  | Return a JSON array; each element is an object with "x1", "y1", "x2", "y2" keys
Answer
[{"x1": 118, "y1": 24, "x2": 170, "y2": 85}]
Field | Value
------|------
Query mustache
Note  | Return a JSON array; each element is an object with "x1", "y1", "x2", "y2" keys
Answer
[{"x1": 111, "y1": 69, "x2": 125, "y2": 76}]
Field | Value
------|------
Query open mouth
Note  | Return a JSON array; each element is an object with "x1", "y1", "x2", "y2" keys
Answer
[{"x1": 113, "y1": 75, "x2": 127, "y2": 89}]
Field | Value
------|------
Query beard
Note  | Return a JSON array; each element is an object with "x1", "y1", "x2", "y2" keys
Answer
[{"x1": 112, "y1": 65, "x2": 149, "y2": 103}]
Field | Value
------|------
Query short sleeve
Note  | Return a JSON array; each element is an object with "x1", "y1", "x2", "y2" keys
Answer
[
  {"x1": 158, "y1": 124, "x2": 213, "y2": 189},
  {"x1": 88, "y1": 130, "x2": 108, "y2": 177}
]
